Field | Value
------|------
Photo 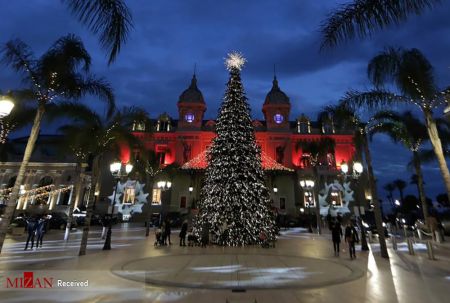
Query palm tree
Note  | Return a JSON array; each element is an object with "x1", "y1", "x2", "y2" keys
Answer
[
  {"x1": 296, "y1": 137, "x2": 336, "y2": 235},
  {"x1": 320, "y1": 0, "x2": 442, "y2": 48},
  {"x1": 341, "y1": 47, "x2": 450, "y2": 200},
  {"x1": 325, "y1": 103, "x2": 389, "y2": 258},
  {"x1": 410, "y1": 174, "x2": 424, "y2": 199},
  {"x1": 393, "y1": 179, "x2": 407, "y2": 203},
  {"x1": 0, "y1": 35, "x2": 114, "y2": 254},
  {"x1": 53, "y1": 102, "x2": 148, "y2": 255},
  {"x1": 368, "y1": 111, "x2": 430, "y2": 223},
  {"x1": 384, "y1": 182, "x2": 396, "y2": 205},
  {"x1": 63, "y1": 0, "x2": 133, "y2": 64}
]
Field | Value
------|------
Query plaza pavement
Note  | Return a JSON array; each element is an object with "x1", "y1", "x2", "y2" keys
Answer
[{"x1": 0, "y1": 224, "x2": 449, "y2": 303}]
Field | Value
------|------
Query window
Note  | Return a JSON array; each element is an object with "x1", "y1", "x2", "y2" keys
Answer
[
  {"x1": 132, "y1": 121, "x2": 146, "y2": 131},
  {"x1": 123, "y1": 185, "x2": 136, "y2": 205},
  {"x1": 299, "y1": 122, "x2": 310, "y2": 133},
  {"x1": 180, "y1": 196, "x2": 187, "y2": 208},
  {"x1": 157, "y1": 152, "x2": 166, "y2": 165},
  {"x1": 152, "y1": 189, "x2": 161, "y2": 205},
  {"x1": 273, "y1": 114, "x2": 284, "y2": 124},
  {"x1": 330, "y1": 190, "x2": 342, "y2": 207}
]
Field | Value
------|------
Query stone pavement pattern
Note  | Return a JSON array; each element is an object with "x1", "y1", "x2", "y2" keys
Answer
[{"x1": 0, "y1": 225, "x2": 449, "y2": 303}]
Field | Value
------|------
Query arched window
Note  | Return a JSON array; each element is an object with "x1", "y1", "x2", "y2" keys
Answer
[
  {"x1": 297, "y1": 114, "x2": 310, "y2": 134},
  {"x1": 156, "y1": 113, "x2": 171, "y2": 132}
]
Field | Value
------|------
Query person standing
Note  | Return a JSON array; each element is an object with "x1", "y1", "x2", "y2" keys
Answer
[
  {"x1": 331, "y1": 220, "x2": 343, "y2": 256},
  {"x1": 24, "y1": 216, "x2": 37, "y2": 250},
  {"x1": 35, "y1": 215, "x2": 47, "y2": 248},
  {"x1": 179, "y1": 220, "x2": 188, "y2": 246},
  {"x1": 165, "y1": 218, "x2": 172, "y2": 245},
  {"x1": 345, "y1": 221, "x2": 359, "y2": 259}
]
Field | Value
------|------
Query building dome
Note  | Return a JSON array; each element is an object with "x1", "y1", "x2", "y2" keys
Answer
[
  {"x1": 264, "y1": 77, "x2": 290, "y2": 105},
  {"x1": 178, "y1": 75, "x2": 205, "y2": 104}
]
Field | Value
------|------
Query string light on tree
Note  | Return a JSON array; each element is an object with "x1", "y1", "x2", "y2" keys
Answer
[{"x1": 193, "y1": 52, "x2": 276, "y2": 246}]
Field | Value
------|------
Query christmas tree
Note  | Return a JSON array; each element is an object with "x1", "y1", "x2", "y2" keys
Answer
[{"x1": 193, "y1": 53, "x2": 276, "y2": 246}]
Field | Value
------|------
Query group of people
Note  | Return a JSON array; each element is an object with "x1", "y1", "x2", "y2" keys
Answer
[
  {"x1": 331, "y1": 219, "x2": 359, "y2": 259},
  {"x1": 154, "y1": 218, "x2": 173, "y2": 246},
  {"x1": 24, "y1": 215, "x2": 49, "y2": 250}
]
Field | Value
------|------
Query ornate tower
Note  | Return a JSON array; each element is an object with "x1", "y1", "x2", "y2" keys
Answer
[
  {"x1": 177, "y1": 74, "x2": 206, "y2": 130},
  {"x1": 262, "y1": 76, "x2": 291, "y2": 131}
]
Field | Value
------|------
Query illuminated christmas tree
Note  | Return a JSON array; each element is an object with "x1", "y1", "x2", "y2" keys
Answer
[{"x1": 193, "y1": 53, "x2": 276, "y2": 246}]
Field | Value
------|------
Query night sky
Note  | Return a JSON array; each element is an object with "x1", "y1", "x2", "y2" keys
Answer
[{"x1": 1, "y1": 0, "x2": 449, "y2": 200}]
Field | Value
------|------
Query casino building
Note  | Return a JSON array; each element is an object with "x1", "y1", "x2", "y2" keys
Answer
[{"x1": 114, "y1": 74, "x2": 361, "y2": 220}]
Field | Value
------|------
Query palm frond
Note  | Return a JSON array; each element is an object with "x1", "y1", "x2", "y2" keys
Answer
[
  {"x1": 63, "y1": 0, "x2": 133, "y2": 64},
  {"x1": 73, "y1": 76, "x2": 115, "y2": 117},
  {"x1": 1, "y1": 39, "x2": 38, "y2": 83},
  {"x1": 39, "y1": 34, "x2": 91, "y2": 74},
  {"x1": 47, "y1": 101, "x2": 102, "y2": 126},
  {"x1": 320, "y1": 0, "x2": 441, "y2": 48},
  {"x1": 341, "y1": 89, "x2": 408, "y2": 111}
]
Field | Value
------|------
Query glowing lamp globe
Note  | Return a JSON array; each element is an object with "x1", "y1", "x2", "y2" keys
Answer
[
  {"x1": 0, "y1": 98, "x2": 14, "y2": 118},
  {"x1": 110, "y1": 162, "x2": 121, "y2": 174},
  {"x1": 353, "y1": 162, "x2": 363, "y2": 174},
  {"x1": 125, "y1": 163, "x2": 133, "y2": 174},
  {"x1": 340, "y1": 161, "x2": 349, "y2": 174}
]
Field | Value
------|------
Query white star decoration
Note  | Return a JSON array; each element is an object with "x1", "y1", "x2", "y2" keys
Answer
[
  {"x1": 108, "y1": 179, "x2": 149, "y2": 218},
  {"x1": 225, "y1": 52, "x2": 246, "y2": 71}
]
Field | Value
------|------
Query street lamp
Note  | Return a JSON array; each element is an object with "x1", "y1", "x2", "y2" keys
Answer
[
  {"x1": 0, "y1": 96, "x2": 14, "y2": 118},
  {"x1": 103, "y1": 161, "x2": 133, "y2": 250},
  {"x1": 157, "y1": 179, "x2": 172, "y2": 221},
  {"x1": 340, "y1": 160, "x2": 369, "y2": 251},
  {"x1": 300, "y1": 179, "x2": 315, "y2": 233}
]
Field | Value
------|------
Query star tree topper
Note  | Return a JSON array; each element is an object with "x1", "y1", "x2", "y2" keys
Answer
[{"x1": 225, "y1": 52, "x2": 246, "y2": 71}]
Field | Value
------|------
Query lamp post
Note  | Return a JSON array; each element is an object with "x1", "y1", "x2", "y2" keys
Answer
[
  {"x1": 340, "y1": 160, "x2": 369, "y2": 251},
  {"x1": 300, "y1": 179, "x2": 315, "y2": 233},
  {"x1": 103, "y1": 161, "x2": 133, "y2": 250},
  {"x1": 0, "y1": 96, "x2": 14, "y2": 118},
  {"x1": 157, "y1": 179, "x2": 172, "y2": 223}
]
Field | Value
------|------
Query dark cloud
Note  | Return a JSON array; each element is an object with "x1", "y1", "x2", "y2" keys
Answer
[{"x1": 0, "y1": 0, "x2": 449, "y2": 198}]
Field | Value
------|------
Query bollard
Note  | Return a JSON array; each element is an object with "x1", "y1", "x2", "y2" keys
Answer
[
  {"x1": 368, "y1": 231, "x2": 373, "y2": 243},
  {"x1": 426, "y1": 241, "x2": 435, "y2": 260},
  {"x1": 418, "y1": 229, "x2": 423, "y2": 240},
  {"x1": 392, "y1": 235, "x2": 397, "y2": 251},
  {"x1": 407, "y1": 238, "x2": 415, "y2": 255}
]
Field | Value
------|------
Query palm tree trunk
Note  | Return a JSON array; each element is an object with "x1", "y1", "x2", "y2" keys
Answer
[
  {"x1": 79, "y1": 155, "x2": 101, "y2": 256},
  {"x1": 0, "y1": 104, "x2": 45, "y2": 254},
  {"x1": 413, "y1": 151, "x2": 429, "y2": 226},
  {"x1": 64, "y1": 162, "x2": 82, "y2": 241},
  {"x1": 424, "y1": 110, "x2": 450, "y2": 200},
  {"x1": 313, "y1": 166, "x2": 322, "y2": 235},
  {"x1": 362, "y1": 133, "x2": 389, "y2": 258},
  {"x1": 399, "y1": 189, "x2": 404, "y2": 203}
]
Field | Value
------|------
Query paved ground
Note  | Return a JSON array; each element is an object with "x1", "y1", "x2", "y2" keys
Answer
[{"x1": 0, "y1": 224, "x2": 449, "y2": 303}]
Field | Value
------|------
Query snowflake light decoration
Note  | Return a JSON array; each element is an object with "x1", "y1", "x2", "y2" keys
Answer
[{"x1": 225, "y1": 52, "x2": 246, "y2": 71}]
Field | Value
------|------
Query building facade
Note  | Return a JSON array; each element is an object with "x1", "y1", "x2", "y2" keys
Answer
[{"x1": 112, "y1": 75, "x2": 359, "y2": 220}]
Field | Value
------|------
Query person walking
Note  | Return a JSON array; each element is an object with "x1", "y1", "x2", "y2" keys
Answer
[
  {"x1": 331, "y1": 220, "x2": 343, "y2": 256},
  {"x1": 345, "y1": 221, "x2": 359, "y2": 259},
  {"x1": 161, "y1": 221, "x2": 167, "y2": 245},
  {"x1": 24, "y1": 216, "x2": 37, "y2": 250},
  {"x1": 165, "y1": 218, "x2": 172, "y2": 245},
  {"x1": 179, "y1": 220, "x2": 188, "y2": 246},
  {"x1": 35, "y1": 215, "x2": 47, "y2": 248}
]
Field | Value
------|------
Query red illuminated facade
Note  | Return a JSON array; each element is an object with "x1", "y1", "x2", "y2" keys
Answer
[{"x1": 122, "y1": 74, "x2": 357, "y2": 216}]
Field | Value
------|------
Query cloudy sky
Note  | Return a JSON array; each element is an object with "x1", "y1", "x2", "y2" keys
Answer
[{"x1": 1, "y1": 0, "x2": 449, "y2": 200}]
